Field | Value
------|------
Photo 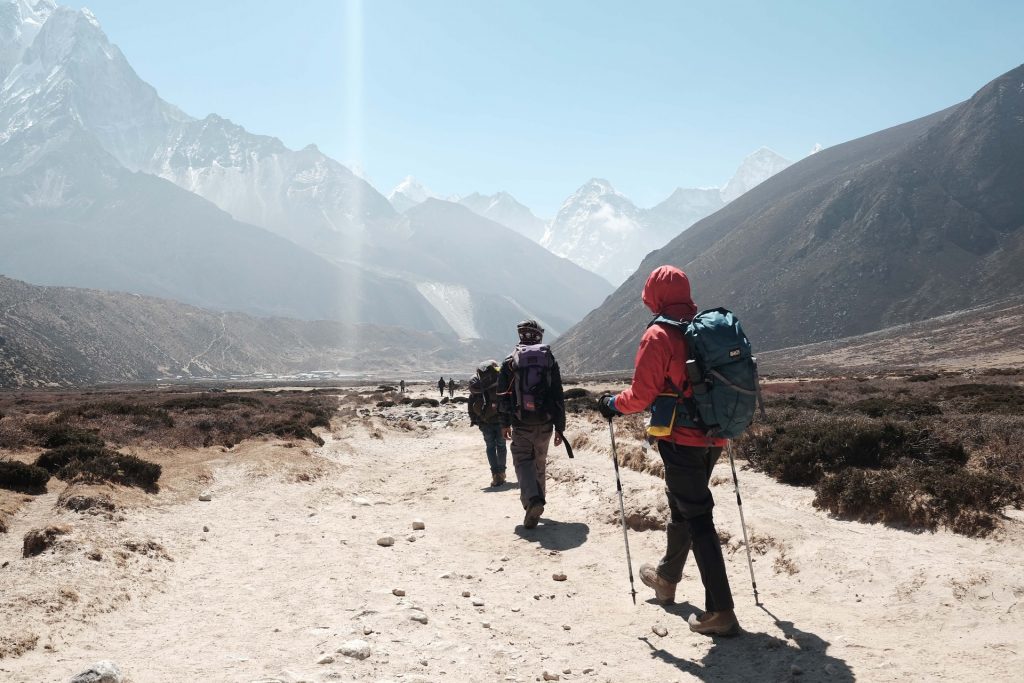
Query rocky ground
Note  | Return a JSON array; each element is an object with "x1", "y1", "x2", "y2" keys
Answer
[{"x1": 1, "y1": 384, "x2": 1023, "y2": 682}]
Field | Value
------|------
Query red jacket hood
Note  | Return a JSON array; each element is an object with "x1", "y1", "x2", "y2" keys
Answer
[{"x1": 641, "y1": 266, "x2": 698, "y2": 320}]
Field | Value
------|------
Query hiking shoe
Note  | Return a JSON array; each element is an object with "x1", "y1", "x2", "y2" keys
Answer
[
  {"x1": 639, "y1": 563, "x2": 676, "y2": 604},
  {"x1": 490, "y1": 473, "x2": 501, "y2": 487},
  {"x1": 497, "y1": 472, "x2": 507, "y2": 485},
  {"x1": 523, "y1": 501, "x2": 544, "y2": 529},
  {"x1": 687, "y1": 609, "x2": 740, "y2": 636}
]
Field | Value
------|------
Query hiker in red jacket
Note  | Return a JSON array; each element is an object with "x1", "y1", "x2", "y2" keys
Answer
[{"x1": 598, "y1": 265, "x2": 738, "y2": 636}]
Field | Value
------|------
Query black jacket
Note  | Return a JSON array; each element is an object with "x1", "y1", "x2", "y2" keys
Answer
[{"x1": 496, "y1": 348, "x2": 566, "y2": 433}]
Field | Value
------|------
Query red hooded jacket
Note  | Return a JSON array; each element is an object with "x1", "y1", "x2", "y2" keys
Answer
[{"x1": 612, "y1": 266, "x2": 727, "y2": 448}]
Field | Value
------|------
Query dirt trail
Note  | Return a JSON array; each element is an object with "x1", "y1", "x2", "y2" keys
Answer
[{"x1": 2, "y1": 397, "x2": 1023, "y2": 682}]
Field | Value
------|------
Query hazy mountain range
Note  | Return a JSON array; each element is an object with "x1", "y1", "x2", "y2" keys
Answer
[
  {"x1": 0, "y1": 0, "x2": 610, "y2": 351},
  {"x1": 555, "y1": 64, "x2": 1024, "y2": 371},
  {"x1": 390, "y1": 148, "x2": 793, "y2": 284}
]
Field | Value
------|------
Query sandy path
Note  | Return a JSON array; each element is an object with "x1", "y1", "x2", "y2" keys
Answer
[{"x1": 3, "y1": 403, "x2": 1023, "y2": 682}]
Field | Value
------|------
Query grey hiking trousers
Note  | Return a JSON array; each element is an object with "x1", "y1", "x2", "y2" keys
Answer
[{"x1": 510, "y1": 423, "x2": 552, "y2": 509}]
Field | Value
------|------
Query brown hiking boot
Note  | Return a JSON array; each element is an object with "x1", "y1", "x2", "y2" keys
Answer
[
  {"x1": 490, "y1": 473, "x2": 501, "y2": 487},
  {"x1": 639, "y1": 563, "x2": 676, "y2": 604},
  {"x1": 523, "y1": 501, "x2": 544, "y2": 529},
  {"x1": 497, "y1": 472, "x2": 506, "y2": 485},
  {"x1": 687, "y1": 609, "x2": 740, "y2": 636}
]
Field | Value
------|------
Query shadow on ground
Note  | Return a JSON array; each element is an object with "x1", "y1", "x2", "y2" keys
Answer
[
  {"x1": 514, "y1": 518, "x2": 590, "y2": 550},
  {"x1": 479, "y1": 481, "x2": 519, "y2": 493},
  {"x1": 640, "y1": 604, "x2": 855, "y2": 682}
]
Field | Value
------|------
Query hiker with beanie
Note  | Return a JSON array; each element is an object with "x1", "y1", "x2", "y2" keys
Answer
[
  {"x1": 438, "y1": 376, "x2": 445, "y2": 398},
  {"x1": 468, "y1": 360, "x2": 507, "y2": 487},
  {"x1": 598, "y1": 265, "x2": 739, "y2": 636},
  {"x1": 497, "y1": 320, "x2": 566, "y2": 529}
]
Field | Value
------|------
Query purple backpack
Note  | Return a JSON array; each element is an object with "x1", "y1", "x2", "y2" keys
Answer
[{"x1": 511, "y1": 344, "x2": 553, "y2": 418}]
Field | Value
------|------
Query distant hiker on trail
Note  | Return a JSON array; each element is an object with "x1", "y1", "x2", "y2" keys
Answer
[
  {"x1": 448, "y1": 378, "x2": 456, "y2": 398},
  {"x1": 468, "y1": 360, "x2": 507, "y2": 487},
  {"x1": 598, "y1": 265, "x2": 739, "y2": 636},
  {"x1": 497, "y1": 320, "x2": 566, "y2": 530},
  {"x1": 438, "y1": 376, "x2": 445, "y2": 398},
  {"x1": 399, "y1": 379, "x2": 406, "y2": 394}
]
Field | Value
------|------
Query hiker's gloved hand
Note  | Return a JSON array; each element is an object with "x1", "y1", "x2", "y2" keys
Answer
[{"x1": 597, "y1": 394, "x2": 620, "y2": 419}]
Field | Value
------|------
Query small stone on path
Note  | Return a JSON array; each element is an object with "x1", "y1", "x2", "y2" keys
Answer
[
  {"x1": 543, "y1": 672, "x2": 560, "y2": 681},
  {"x1": 198, "y1": 493, "x2": 212, "y2": 502},
  {"x1": 202, "y1": 526, "x2": 209, "y2": 533},
  {"x1": 337, "y1": 639, "x2": 372, "y2": 660},
  {"x1": 562, "y1": 624, "x2": 571, "y2": 631},
  {"x1": 552, "y1": 573, "x2": 567, "y2": 582},
  {"x1": 393, "y1": 588, "x2": 406, "y2": 596},
  {"x1": 353, "y1": 497, "x2": 372, "y2": 506},
  {"x1": 410, "y1": 610, "x2": 429, "y2": 624},
  {"x1": 652, "y1": 624, "x2": 668, "y2": 637},
  {"x1": 377, "y1": 536, "x2": 395, "y2": 547},
  {"x1": 462, "y1": 591, "x2": 471, "y2": 598},
  {"x1": 69, "y1": 660, "x2": 124, "y2": 683},
  {"x1": 362, "y1": 626, "x2": 373, "y2": 635},
  {"x1": 412, "y1": 519, "x2": 426, "y2": 530},
  {"x1": 472, "y1": 598, "x2": 484, "y2": 607},
  {"x1": 316, "y1": 654, "x2": 335, "y2": 664},
  {"x1": 407, "y1": 535, "x2": 417, "y2": 542}
]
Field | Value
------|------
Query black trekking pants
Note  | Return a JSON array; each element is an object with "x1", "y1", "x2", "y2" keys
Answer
[{"x1": 656, "y1": 441, "x2": 735, "y2": 613}]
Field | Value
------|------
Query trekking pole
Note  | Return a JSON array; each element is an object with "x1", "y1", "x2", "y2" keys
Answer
[
  {"x1": 727, "y1": 441, "x2": 759, "y2": 605},
  {"x1": 607, "y1": 417, "x2": 638, "y2": 605}
]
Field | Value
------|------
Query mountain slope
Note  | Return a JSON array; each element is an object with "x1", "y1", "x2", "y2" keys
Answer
[
  {"x1": 368, "y1": 199, "x2": 613, "y2": 342},
  {"x1": 458, "y1": 191, "x2": 547, "y2": 242},
  {"x1": 0, "y1": 275, "x2": 501, "y2": 387},
  {"x1": 555, "y1": 65, "x2": 1024, "y2": 372}
]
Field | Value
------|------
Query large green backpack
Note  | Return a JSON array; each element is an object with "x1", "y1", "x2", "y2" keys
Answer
[{"x1": 651, "y1": 308, "x2": 764, "y2": 439}]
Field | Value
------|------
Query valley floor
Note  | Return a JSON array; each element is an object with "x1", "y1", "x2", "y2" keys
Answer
[{"x1": 1, "y1": 388, "x2": 1023, "y2": 682}]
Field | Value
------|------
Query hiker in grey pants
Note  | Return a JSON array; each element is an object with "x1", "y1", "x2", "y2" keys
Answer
[{"x1": 496, "y1": 319, "x2": 566, "y2": 530}]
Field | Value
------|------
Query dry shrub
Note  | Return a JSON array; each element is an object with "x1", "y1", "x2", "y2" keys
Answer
[
  {"x1": 943, "y1": 384, "x2": 1024, "y2": 415},
  {"x1": 123, "y1": 539, "x2": 171, "y2": 559},
  {"x1": 59, "y1": 491, "x2": 116, "y2": 513},
  {"x1": 27, "y1": 422, "x2": 104, "y2": 449},
  {"x1": 0, "y1": 632, "x2": 39, "y2": 658},
  {"x1": 563, "y1": 388, "x2": 591, "y2": 400},
  {"x1": 567, "y1": 431, "x2": 591, "y2": 451},
  {"x1": 814, "y1": 464, "x2": 1019, "y2": 536},
  {"x1": 410, "y1": 398, "x2": 439, "y2": 408},
  {"x1": 36, "y1": 445, "x2": 161, "y2": 491},
  {"x1": 22, "y1": 525, "x2": 69, "y2": 557},
  {"x1": 0, "y1": 459, "x2": 50, "y2": 494},
  {"x1": 849, "y1": 396, "x2": 942, "y2": 419},
  {"x1": 738, "y1": 409, "x2": 1020, "y2": 536}
]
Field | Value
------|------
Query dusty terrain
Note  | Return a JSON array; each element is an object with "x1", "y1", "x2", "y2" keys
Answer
[{"x1": 1, "y1": 385, "x2": 1023, "y2": 682}]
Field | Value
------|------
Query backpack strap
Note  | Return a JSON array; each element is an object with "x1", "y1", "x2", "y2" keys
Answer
[{"x1": 647, "y1": 315, "x2": 705, "y2": 431}]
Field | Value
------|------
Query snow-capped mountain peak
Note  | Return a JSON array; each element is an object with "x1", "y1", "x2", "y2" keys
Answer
[
  {"x1": 388, "y1": 175, "x2": 435, "y2": 212},
  {"x1": 720, "y1": 146, "x2": 792, "y2": 202},
  {"x1": 458, "y1": 190, "x2": 547, "y2": 242}
]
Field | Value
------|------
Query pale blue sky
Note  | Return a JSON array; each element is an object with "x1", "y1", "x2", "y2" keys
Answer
[{"x1": 69, "y1": 1, "x2": 1024, "y2": 214}]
